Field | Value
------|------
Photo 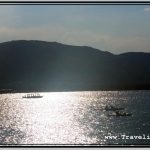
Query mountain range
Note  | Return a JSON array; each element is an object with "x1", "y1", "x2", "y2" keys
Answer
[{"x1": 0, "y1": 40, "x2": 150, "y2": 92}]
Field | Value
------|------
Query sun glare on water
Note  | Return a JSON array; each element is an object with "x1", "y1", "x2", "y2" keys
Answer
[{"x1": 16, "y1": 92, "x2": 98, "y2": 145}]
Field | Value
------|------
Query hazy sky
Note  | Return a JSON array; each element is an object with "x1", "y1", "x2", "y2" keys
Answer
[{"x1": 0, "y1": 5, "x2": 150, "y2": 54}]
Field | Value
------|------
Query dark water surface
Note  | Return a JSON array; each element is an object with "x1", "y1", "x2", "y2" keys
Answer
[{"x1": 0, "y1": 91, "x2": 150, "y2": 145}]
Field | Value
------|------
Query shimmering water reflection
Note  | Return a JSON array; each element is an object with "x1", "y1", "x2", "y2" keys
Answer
[{"x1": 0, "y1": 91, "x2": 150, "y2": 145}]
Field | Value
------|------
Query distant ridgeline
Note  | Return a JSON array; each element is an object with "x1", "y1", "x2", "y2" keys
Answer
[{"x1": 0, "y1": 40, "x2": 150, "y2": 92}]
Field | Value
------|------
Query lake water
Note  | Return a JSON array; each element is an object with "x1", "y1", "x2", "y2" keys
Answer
[{"x1": 0, "y1": 90, "x2": 150, "y2": 146}]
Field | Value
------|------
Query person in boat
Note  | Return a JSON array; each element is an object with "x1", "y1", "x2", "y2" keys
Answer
[
  {"x1": 115, "y1": 110, "x2": 120, "y2": 116},
  {"x1": 105, "y1": 105, "x2": 109, "y2": 110}
]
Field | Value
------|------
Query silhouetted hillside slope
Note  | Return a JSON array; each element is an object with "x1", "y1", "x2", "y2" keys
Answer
[{"x1": 0, "y1": 40, "x2": 150, "y2": 92}]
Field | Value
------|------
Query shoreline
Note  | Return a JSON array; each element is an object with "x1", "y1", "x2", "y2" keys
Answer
[{"x1": 1, "y1": 88, "x2": 150, "y2": 94}]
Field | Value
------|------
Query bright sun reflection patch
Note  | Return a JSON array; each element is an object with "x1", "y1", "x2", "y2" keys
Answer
[{"x1": 21, "y1": 92, "x2": 98, "y2": 144}]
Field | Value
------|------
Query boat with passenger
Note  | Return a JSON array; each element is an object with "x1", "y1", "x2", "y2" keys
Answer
[
  {"x1": 115, "y1": 111, "x2": 132, "y2": 117},
  {"x1": 107, "y1": 111, "x2": 132, "y2": 117},
  {"x1": 22, "y1": 93, "x2": 43, "y2": 98}
]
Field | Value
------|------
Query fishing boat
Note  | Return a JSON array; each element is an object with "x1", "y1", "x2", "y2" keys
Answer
[
  {"x1": 107, "y1": 111, "x2": 132, "y2": 117},
  {"x1": 115, "y1": 111, "x2": 132, "y2": 117},
  {"x1": 22, "y1": 93, "x2": 43, "y2": 98}
]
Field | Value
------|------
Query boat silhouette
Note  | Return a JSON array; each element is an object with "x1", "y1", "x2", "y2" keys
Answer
[
  {"x1": 107, "y1": 111, "x2": 132, "y2": 117},
  {"x1": 22, "y1": 93, "x2": 43, "y2": 98},
  {"x1": 115, "y1": 111, "x2": 132, "y2": 117}
]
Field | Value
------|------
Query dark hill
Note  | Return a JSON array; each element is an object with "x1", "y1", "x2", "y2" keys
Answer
[{"x1": 0, "y1": 40, "x2": 150, "y2": 92}]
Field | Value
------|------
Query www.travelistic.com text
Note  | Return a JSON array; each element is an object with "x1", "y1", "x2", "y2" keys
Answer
[{"x1": 104, "y1": 134, "x2": 150, "y2": 140}]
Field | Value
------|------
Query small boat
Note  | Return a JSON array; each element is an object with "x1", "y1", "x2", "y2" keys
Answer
[
  {"x1": 22, "y1": 93, "x2": 43, "y2": 98},
  {"x1": 115, "y1": 111, "x2": 132, "y2": 117},
  {"x1": 105, "y1": 105, "x2": 124, "y2": 111},
  {"x1": 107, "y1": 111, "x2": 132, "y2": 117}
]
